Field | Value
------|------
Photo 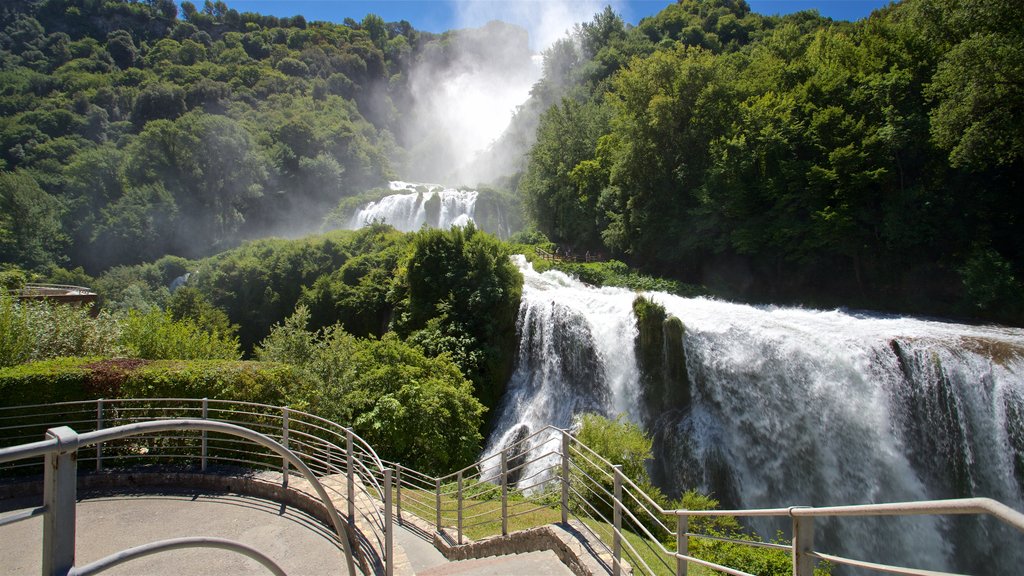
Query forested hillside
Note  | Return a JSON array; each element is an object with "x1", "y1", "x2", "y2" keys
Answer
[
  {"x1": 0, "y1": 0, "x2": 528, "y2": 273},
  {"x1": 519, "y1": 0, "x2": 1024, "y2": 324},
  {"x1": 1, "y1": 0, "x2": 1022, "y2": 326}
]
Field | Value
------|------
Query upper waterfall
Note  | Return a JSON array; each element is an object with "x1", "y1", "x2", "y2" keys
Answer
[
  {"x1": 349, "y1": 181, "x2": 478, "y2": 232},
  {"x1": 486, "y1": 255, "x2": 1024, "y2": 574}
]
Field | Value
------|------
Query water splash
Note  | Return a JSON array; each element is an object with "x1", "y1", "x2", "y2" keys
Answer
[
  {"x1": 486, "y1": 255, "x2": 1024, "y2": 573},
  {"x1": 349, "y1": 181, "x2": 478, "y2": 232}
]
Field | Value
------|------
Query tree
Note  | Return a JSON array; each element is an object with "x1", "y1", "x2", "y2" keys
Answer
[
  {"x1": 257, "y1": 306, "x2": 486, "y2": 474},
  {"x1": 106, "y1": 29, "x2": 137, "y2": 69},
  {"x1": 0, "y1": 170, "x2": 66, "y2": 268},
  {"x1": 124, "y1": 113, "x2": 267, "y2": 254},
  {"x1": 518, "y1": 98, "x2": 610, "y2": 247},
  {"x1": 397, "y1": 225, "x2": 523, "y2": 410}
]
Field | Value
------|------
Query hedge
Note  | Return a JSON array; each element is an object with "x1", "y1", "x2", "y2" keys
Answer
[{"x1": 0, "y1": 357, "x2": 310, "y2": 408}]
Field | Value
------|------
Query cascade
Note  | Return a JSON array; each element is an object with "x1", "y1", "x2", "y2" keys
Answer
[
  {"x1": 349, "y1": 181, "x2": 477, "y2": 232},
  {"x1": 486, "y1": 256, "x2": 1024, "y2": 574}
]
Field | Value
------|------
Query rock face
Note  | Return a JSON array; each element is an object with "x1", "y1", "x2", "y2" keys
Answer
[{"x1": 633, "y1": 296, "x2": 691, "y2": 418}]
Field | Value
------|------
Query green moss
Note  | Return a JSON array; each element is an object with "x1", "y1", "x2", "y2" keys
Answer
[{"x1": 633, "y1": 296, "x2": 691, "y2": 415}]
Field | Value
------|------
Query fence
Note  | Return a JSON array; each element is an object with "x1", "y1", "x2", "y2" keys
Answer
[
  {"x1": 0, "y1": 399, "x2": 395, "y2": 576},
  {"x1": 3, "y1": 403, "x2": 1024, "y2": 576},
  {"x1": 375, "y1": 424, "x2": 1024, "y2": 576}
]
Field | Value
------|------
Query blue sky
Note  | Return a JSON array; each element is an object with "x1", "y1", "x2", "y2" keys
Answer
[{"x1": 203, "y1": 1, "x2": 892, "y2": 48}]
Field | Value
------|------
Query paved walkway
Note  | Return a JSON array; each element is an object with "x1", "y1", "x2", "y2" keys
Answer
[
  {"x1": 0, "y1": 491, "x2": 346, "y2": 575},
  {"x1": 1, "y1": 490, "x2": 578, "y2": 575}
]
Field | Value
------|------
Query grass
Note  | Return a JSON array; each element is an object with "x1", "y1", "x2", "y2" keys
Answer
[{"x1": 393, "y1": 482, "x2": 724, "y2": 576}]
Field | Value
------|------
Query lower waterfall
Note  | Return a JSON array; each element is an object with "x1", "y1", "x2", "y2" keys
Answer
[{"x1": 485, "y1": 256, "x2": 1024, "y2": 574}]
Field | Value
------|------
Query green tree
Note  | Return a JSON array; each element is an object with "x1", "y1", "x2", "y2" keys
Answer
[
  {"x1": 0, "y1": 169, "x2": 67, "y2": 268},
  {"x1": 397, "y1": 225, "x2": 523, "y2": 410},
  {"x1": 257, "y1": 306, "x2": 485, "y2": 474}
]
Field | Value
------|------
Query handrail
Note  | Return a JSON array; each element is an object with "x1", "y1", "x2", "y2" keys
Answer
[
  {"x1": 0, "y1": 419, "x2": 358, "y2": 576},
  {"x1": 71, "y1": 537, "x2": 287, "y2": 576},
  {"x1": 3, "y1": 405, "x2": 1023, "y2": 576},
  {"x1": 383, "y1": 422, "x2": 1024, "y2": 576},
  {"x1": 0, "y1": 399, "x2": 399, "y2": 576}
]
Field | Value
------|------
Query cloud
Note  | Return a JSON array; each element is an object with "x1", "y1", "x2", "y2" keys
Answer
[{"x1": 450, "y1": 0, "x2": 620, "y2": 51}]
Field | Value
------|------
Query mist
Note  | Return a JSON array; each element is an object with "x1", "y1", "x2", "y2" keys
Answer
[{"x1": 400, "y1": 1, "x2": 615, "y2": 186}]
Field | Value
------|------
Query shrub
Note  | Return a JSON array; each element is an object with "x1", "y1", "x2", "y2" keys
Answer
[
  {"x1": 258, "y1": 306, "x2": 486, "y2": 474},
  {"x1": 118, "y1": 309, "x2": 240, "y2": 360},
  {"x1": 0, "y1": 293, "x2": 123, "y2": 368},
  {"x1": 0, "y1": 357, "x2": 304, "y2": 407}
]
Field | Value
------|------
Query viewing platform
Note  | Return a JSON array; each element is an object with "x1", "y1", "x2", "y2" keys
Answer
[
  {"x1": 1, "y1": 398, "x2": 1022, "y2": 576},
  {"x1": 6, "y1": 283, "x2": 98, "y2": 314}
]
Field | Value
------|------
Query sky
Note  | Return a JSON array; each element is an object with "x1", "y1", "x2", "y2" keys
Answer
[{"x1": 199, "y1": 1, "x2": 894, "y2": 48}]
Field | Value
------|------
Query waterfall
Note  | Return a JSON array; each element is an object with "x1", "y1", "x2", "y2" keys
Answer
[
  {"x1": 482, "y1": 256, "x2": 641, "y2": 484},
  {"x1": 349, "y1": 181, "x2": 477, "y2": 232},
  {"x1": 486, "y1": 256, "x2": 1024, "y2": 574}
]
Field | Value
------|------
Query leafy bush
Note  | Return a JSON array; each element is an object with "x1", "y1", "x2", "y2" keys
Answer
[
  {"x1": 257, "y1": 306, "x2": 486, "y2": 474},
  {"x1": 395, "y1": 224, "x2": 523, "y2": 411},
  {"x1": 118, "y1": 309, "x2": 240, "y2": 360},
  {"x1": 0, "y1": 292, "x2": 122, "y2": 368},
  {"x1": 0, "y1": 357, "x2": 304, "y2": 408}
]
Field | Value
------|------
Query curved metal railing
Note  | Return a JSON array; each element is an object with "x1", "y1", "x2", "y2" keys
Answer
[
  {"x1": 381, "y1": 423, "x2": 1024, "y2": 576},
  {"x1": 0, "y1": 399, "x2": 395, "y2": 576},
  {"x1": 0, "y1": 419, "x2": 355, "y2": 576},
  {"x1": 4, "y1": 402, "x2": 1024, "y2": 576}
]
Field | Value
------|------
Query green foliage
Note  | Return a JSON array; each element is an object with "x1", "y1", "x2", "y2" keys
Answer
[
  {"x1": 960, "y1": 247, "x2": 1024, "y2": 324},
  {"x1": 0, "y1": 292, "x2": 34, "y2": 368},
  {"x1": 167, "y1": 285, "x2": 237, "y2": 337},
  {"x1": 518, "y1": 0, "x2": 1024, "y2": 325},
  {"x1": 119, "y1": 309, "x2": 240, "y2": 360},
  {"x1": 0, "y1": 169, "x2": 67, "y2": 267},
  {"x1": 0, "y1": 293, "x2": 122, "y2": 368},
  {"x1": 396, "y1": 224, "x2": 523, "y2": 410},
  {"x1": 257, "y1": 306, "x2": 485, "y2": 474},
  {"x1": 0, "y1": 356, "x2": 302, "y2": 408},
  {"x1": 0, "y1": 0, "x2": 412, "y2": 273},
  {"x1": 575, "y1": 412, "x2": 653, "y2": 482}
]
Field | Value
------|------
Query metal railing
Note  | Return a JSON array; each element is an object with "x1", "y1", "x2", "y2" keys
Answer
[
  {"x1": 4, "y1": 403, "x2": 1024, "y2": 576},
  {"x1": 377, "y1": 424, "x2": 1024, "y2": 576},
  {"x1": 0, "y1": 399, "x2": 399, "y2": 576}
]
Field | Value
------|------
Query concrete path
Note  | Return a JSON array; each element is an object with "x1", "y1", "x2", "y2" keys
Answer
[
  {"x1": 2, "y1": 488, "x2": 581, "y2": 576},
  {"x1": 0, "y1": 490, "x2": 347, "y2": 575},
  {"x1": 393, "y1": 523, "x2": 574, "y2": 576}
]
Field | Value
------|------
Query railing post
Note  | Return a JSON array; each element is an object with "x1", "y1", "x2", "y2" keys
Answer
[
  {"x1": 346, "y1": 430, "x2": 355, "y2": 526},
  {"x1": 435, "y1": 477, "x2": 442, "y2": 533},
  {"x1": 792, "y1": 510, "x2": 815, "y2": 576},
  {"x1": 676, "y1": 514, "x2": 688, "y2": 576},
  {"x1": 43, "y1": 426, "x2": 79, "y2": 576},
  {"x1": 501, "y1": 449, "x2": 509, "y2": 536},
  {"x1": 613, "y1": 464, "x2": 622, "y2": 576},
  {"x1": 200, "y1": 397, "x2": 208, "y2": 472},
  {"x1": 457, "y1": 471, "x2": 464, "y2": 544},
  {"x1": 396, "y1": 465, "x2": 403, "y2": 524},
  {"x1": 281, "y1": 406, "x2": 289, "y2": 489},
  {"x1": 95, "y1": 399, "x2": 103, "y2": 471},
  {"x1": 385, "y1": 468, "x2": 394, "y2": 576},
  {"x1": 561, "y1": 430, "x2": 569, "y2": 524}
]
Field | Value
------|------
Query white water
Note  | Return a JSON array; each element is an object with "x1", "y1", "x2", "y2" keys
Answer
[
  {"x1": 349, "y1": 181, "x2": 477, "y2": 232},
  {"x1": 487, "y1": 256, "x2": 1024, "y2": 573}
]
